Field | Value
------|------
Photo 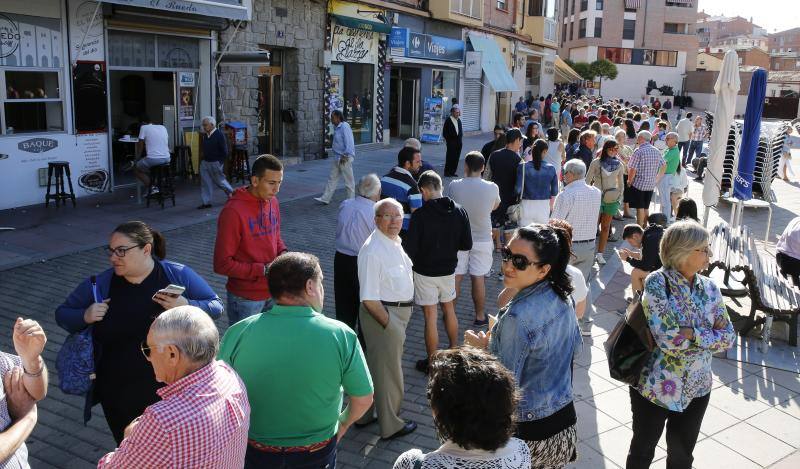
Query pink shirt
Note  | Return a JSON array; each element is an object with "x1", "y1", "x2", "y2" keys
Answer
[
  {"x1": 98, "y1": 360, "x2": 250, "y2": 469},
  {"x1": 777, "y1": 217, "x2": 800, "y2": 260}
]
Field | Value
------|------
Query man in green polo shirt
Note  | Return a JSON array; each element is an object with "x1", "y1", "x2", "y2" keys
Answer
[{"x1": 218, "y1": 252, "x2": 373, "y2": 468}]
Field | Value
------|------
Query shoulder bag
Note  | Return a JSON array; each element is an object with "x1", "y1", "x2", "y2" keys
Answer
[
  {"x1": 483, "y1": 151, "x2": 494, "y2": 181},
  {"x1": 507, "y1": 160, "x2": 525, "y2": 224},
  {"x1": 56, "y1": 276, "x2": 98, "y2": 396},
  {"x1": 604, "y1": 272, "x2": 671, "y2": 386}
]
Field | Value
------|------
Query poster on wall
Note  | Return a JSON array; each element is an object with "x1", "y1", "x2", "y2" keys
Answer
[
  {"x1": 332, "y1": 23, "x2": 378, "y2": 64},
  {"x1": 179, "y1": 87, "x2": 195, "y2": 121},
  {"x1": 0, "y1": 12, "x2": 64, "y2": 68},
  {"x1": 68, "y1": 0, "x2": 104, "y2": 62},
  {"x1": 421, "y1": 97, "x2": 443, "y2": 144},
  {"x1": 0, "y1": 133, "x2": 110, "y2": 209}
]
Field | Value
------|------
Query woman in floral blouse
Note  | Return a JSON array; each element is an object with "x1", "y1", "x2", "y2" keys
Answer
[{"x1": 626, "y1": 220, "x2": 735, "y2": 469}]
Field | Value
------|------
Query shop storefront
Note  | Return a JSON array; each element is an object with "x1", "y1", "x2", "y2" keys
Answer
[
  {"x1": 387, "y1": 20, "x2": 464, "y2": 140},
  {"x1": 0, "y1": 0, "x2": 249, "y2": 210},
  {"x1": 326, "y1": 0, "x2": 390, "y2": 147},
  {"x1": 466, "y1": 32, "x2": 518, "y2": 132},
  {"x1": 518, "y1": 44, "x2": 556, "y2": 101}
]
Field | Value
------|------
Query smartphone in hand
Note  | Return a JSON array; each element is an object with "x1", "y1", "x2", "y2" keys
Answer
[{"x1": 152, "y1": 284, "x2": 185, "y2": 300}]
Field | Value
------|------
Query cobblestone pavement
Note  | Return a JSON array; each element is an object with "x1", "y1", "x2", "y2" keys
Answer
[{"x1": 1, "y1": 134, "x2": 799, "y2": 468}]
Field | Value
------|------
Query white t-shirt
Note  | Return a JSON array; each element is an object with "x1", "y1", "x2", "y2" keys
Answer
[
  {"x1": 138, "y1": 124, "x2": 170, "y2": 159},
  {"x1": 566, "y1": 264, "x2": 588, "y2": 304},
  {"x1": 448, "y1": 177, "x2": 501, "y2": 243}
]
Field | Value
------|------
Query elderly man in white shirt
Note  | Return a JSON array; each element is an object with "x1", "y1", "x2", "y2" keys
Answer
[
  {"x1": 356, "y1": 198, "x2": 417, "y2": 440},
  {"x1": 334, "y1": 174, "x2": 381, "y2": 347},
  {"x1": 675, "y1": 112, "x2": 694, "y2": 166},
  {"x1": 552, "y1": 159, "x2": 601, "y2": 335}
]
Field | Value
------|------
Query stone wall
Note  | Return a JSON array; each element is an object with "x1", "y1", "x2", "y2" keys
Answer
[{"x1": 217, "y1": 0, "x2": 326, "y2": 160}]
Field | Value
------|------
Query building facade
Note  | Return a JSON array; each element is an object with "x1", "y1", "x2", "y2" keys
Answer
[
  {"x1": 558, "y1": 0, "x2": 698, "y2": 101},
  {"x1": 696, "y1": 14, "x2": 761, "y2": 49},
  {"x1": 768, "y1": 27, "x2": 800, "y2": 55}
]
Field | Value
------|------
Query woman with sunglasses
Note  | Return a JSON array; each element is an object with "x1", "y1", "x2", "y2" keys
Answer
[
  {"x1": 465, "y1": 224, "x2": 581, "y2": 468},
  {"x1": 56, "y1": 221, "x2": 222, "y2": 444},
  {"x1": 626, "y1": 221, "x2": 735, "y2": 468},
  {"x1": 586, "y1": 140, "x2": 625, "y2": 265}
]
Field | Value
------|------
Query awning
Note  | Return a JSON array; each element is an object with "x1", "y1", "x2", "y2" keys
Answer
[
  {"x1": 666, "y1": 0, "x2": 693, "y2": 4},
  {"x1": 329, "y1": 0, "x2": 392, "y2": 34},
  {"x1": 518, "y1": 45, "x2": 545, "y2": 57},
  {"x1": 99, "y1": 0, "x2": 251, "y2": 21},
  {"x1": 625, "y1": 0, "x2": 641, "y2": 9},
  {"x1": 467, "y1": 33, "x2": 518, "y2": 92},
  {"x1": 554, "y1": 56, "x2": 582, "y2": 83},
  {"x1": 391, "y1": 56, "x2": 464, "y2": 69}
]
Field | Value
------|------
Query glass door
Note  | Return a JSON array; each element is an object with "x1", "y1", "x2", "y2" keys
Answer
[
  {"x1": 399, "y1": 78, "x2": 419, "y2": 137},
  {"x1": 258, "y1": 73, "x2": 282, "y2": 156}
]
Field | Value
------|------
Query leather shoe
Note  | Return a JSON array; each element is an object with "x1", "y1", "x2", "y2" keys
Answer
[
  {"x1": 196, "y1": 204, "x2": 212, "y2": 210},
  {"x1": 382, "y1": 421, "x2": 417, "y2": 440},
  {"x1": 353, "y1": 416, "x2": 377, "y2": 428}
]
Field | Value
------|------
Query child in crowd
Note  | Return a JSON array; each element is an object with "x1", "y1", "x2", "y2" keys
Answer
[{"x1": 617, "y1": 213, "x2": 668, "y2": 296}]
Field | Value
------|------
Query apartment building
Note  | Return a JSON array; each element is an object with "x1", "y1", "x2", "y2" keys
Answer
[
  {"x1": 709, "y1": 34, "x2": 768, "y2": 52},
  {"x1": 769, "y1": 27, "x2": 800, "y2": 54},
  {"x1": 558, "y1": 0, "x2": 698, "y2": 101},
  {"x1": 696, "y1": 14, "x2": 763, "y2": 49}
]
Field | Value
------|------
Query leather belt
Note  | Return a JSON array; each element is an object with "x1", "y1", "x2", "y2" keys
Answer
[
  {"x1": 248, "y1": 437, "x2": 333, "y2": 453},
  {"x1": 381, "y1": 300, "x2": 414, "y2": 308},
  {"x1": 573, "y1": 239, "x2": 596, "y2": 243}
]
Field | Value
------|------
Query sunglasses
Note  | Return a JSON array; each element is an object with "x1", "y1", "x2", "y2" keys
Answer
[{"x1": 501, "y1": 247, "x2": 543, "y2": 271}]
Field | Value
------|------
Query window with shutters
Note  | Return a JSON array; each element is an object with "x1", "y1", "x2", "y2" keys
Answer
[{"x1": 450, "y1": 0, "x2": 483, "y2": 19}]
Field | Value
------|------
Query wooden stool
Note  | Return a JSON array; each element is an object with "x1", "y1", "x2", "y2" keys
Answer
[
  {"x1": 45, "y1": 161, "x2": 76, "y2": 208},
  {"x1": 229, "y1": 147, "x2": 250, "y2": 183},
  {"x1": 173, "y1": 145, "x2": 195, "y2": 181},
  {"x1": 146, "y1": 164, "x2": 176, "y2": 209}
]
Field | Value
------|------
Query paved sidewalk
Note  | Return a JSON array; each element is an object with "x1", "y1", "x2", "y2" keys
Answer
[{"x1": 1, "y1": 134, "x2": 799, "y2": 468}]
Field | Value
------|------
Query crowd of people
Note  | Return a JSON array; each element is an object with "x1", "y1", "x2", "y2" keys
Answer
[{"x1": 0, "y1": 92, "x2": 748, "y2": 469}]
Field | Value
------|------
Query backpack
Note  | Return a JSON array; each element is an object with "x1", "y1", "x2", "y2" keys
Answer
[
  {"x1": 56, "y1": 276, "x2": 98, "y2": 396},
  {"x1": 604, "y1": 273, "x2": 671, "y2": 386}
]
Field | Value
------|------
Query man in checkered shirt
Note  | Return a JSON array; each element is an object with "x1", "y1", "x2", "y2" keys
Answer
[
  {"x1": 98, "y1": 306, "x2": 249, "y2": 468},
  {"x1": 627, "y1": 130, "x2": 666, "y2": 227}
]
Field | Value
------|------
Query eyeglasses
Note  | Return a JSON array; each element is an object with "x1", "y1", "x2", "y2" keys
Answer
[
  {"x1": 105, "y1": 244, "x2": 142, "y2": 257},
  {"x1": 140, "y1": 341, "x2": 153, "y2": 359},
  {"x1": 694, "y1": 245, "x2": 712, "y2": 256},
  {"x1": 501, "y1": 247, "x2": 542, "y2": 271}
]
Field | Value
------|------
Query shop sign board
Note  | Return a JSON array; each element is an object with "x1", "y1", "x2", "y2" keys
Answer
[
  {"x1": 389, "y1": 27, "x2": 407, "y2": 57},
  {"x1": 0, "y1": 12, "x2": 63, "y2": 68},
  {"x1": 465, "y1": 51, "x2": 482, "y2": 79},
  {"x1": 421, "y1": 96, "x2": 444, "y2": 144},
  {"x1": 332, "y1": 24, "x2": 378, "y2": 64},
  {"x1": 99, "y1": 0, "x2": 251, "y2": 21},
  {"x1": 68, "y1": 1, "x2": 104, "y2": 62},
  {"x1": 391, "y1": 28, "x2": 464, "y2": 63},
  {"x1": 0, "y1": 133, "x2": 110, "y2": 209}
]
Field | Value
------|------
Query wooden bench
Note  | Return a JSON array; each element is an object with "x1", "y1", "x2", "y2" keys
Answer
[{"x1": 706, "y1": 221, "x2": 799, "y2": 351}]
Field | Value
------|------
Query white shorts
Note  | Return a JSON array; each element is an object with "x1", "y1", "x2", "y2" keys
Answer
[
  {"x1": 413, "y1": 272, "x2": 457, "y2": 306},
  {"x1": 454, "y1": 241, "x2": 494, "y2": 277}
]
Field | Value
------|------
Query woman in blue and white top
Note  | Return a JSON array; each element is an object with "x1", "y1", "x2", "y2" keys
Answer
[{"x1": 516, "y1": 139, "x2": 558, "y2": 227}]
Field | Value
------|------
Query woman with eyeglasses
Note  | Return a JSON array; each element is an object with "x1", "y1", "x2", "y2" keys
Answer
[
  {"x1": 464, "y1": 224, "x2": 581, "y2": 468},
  {"x1": 55, "y1": 221, "x2": 222, "y2": 444},
  {"x1": 586, "y1": 140, "x2": 625, "y2": 266},
  {"x1": 626, "y1": 221, "x2": 735, "y2": 469}
]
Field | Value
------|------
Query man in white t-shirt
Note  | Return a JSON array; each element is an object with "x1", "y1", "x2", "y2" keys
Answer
[
  {"x1": 448, "y1": 151, "x2": 500, "y2": 326},
  {"x1": 133, "y1": 115, "x2": 171, "y2": 186}
]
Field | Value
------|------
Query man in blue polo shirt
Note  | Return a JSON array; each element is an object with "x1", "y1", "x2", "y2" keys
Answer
[{"x1": 380, "y1": 146, "x2": 423, "y2": 238}]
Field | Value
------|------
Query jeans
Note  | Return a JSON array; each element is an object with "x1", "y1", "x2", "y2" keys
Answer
[
  {"x1": 687, "y1": 140, "x2": 704, "y2": 166},
  {"x1": 244, "y1": 438, "x2": 336, "y2": 469},
  {"x1": 200, "y1": 160, "x2": 233, "y2": 205},
  {"x1": 627, "y1": 387, "x2": 709, "y2": 469},
  {"x1": 678, "y1": 141, "x2": 690, "y2": 165},
  {"x1": 656, "y1": 175, "x2": 673, "y2": 216},
  {"x1": 226, "y1": 291, "x2": 273, "y2": 326}
]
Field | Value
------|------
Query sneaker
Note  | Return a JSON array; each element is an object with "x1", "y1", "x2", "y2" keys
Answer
[
  {"x1": 149, "y1": 186, "x2": 160, "y2": 195},
  {"x1": 313, "y1": 197, "x2": 330, "y2": 205},
  {"x1": 415, "y1": 358, "x2": 429, "y2": 374},
  {"x1": 580, "y1": 322, "x2": 593, "y2": 336},
  {"x1": 595, "y1": 253, "x2": 607, "y2": 265}
]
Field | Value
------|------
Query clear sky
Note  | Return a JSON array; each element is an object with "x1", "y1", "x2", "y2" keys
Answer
[{"x1": 697, "y1": 0, "x2": 799, "y2": 33}]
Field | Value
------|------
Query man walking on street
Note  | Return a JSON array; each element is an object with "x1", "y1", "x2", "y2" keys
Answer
[
  {"x1": 442, "y1": 104, "x2": 463, "y2": 177},
  {"x1": 197, "y1": 116, "x2": 233, "y2": 209},
  {"x1": 676, "y1": 112, "x2": 693, "y2": 166},
  {"x1": 552, "y1": 159, "x2": 601, "y2": 336},
  {"x1": 334, "y1": 174, "x2": 381, "y2": 348},
  {"x1": 219, "y1": 253, "x2": 373, "y2": 468},
  {"x1": 380, "y1": 147, "x2": 423, "y2": 238},
  {"x1": 627, "y1": 130, "x2": 666, "y2": 228},
  {"x1": 357, "y1": 199, "x2": 418, "y2": 440},
  {"x1": 316, "y1": 110, "x2": 355, "y2": 205},
  {"x1": 405, "y1": 171, "x2": 472, "y2": 373},
  {"x1": 449, "y1": 151, "x2": 500, "y2": 326},
  {"x1": 214, "y1": 154, "x2": 287, "y2": 326}
]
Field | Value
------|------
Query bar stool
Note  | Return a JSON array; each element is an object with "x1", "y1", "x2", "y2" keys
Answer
[
  {"x1": 228, "y1": 146, "x2": 250, "y2": 184},
  {"x1": 173, "y1": 145, "x2": 195, "y2": 181},
  {"x1": 146, "y1": 164, "x2": 176, "y2": 209},
  {"x1": 45, "y1": 161, "x2": 77, "y2": 208}
]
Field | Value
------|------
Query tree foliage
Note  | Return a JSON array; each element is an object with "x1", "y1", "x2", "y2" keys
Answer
[
  {"x1": 571, "y1": 61, "x2": 595, "y2": 80},
  {"x1": 590, "y1": 59, "x2": 618, "y2": 81}
]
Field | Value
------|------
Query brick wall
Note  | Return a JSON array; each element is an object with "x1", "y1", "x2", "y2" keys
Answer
[{"x1": 217, "y1": 0, "x2": 326, "y2": 160}]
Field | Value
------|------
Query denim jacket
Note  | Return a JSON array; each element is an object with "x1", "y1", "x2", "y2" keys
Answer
[
  {"x1": 515, "y1": 161, "x2": 559, "y2": 201},
  {"x1": 489, "y1": 280, "x2": 582, "y2": 422}
]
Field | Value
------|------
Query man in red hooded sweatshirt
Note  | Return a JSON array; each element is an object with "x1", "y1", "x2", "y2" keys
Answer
[{"x1": 214, "y1": 154, "x2": 287, "y2": 325}]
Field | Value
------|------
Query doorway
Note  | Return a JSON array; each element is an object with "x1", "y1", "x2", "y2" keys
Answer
[
  {"x1": 258, "y1": 72, "x2": 282, "y2": 155},
  {"x1": 389, "y1": 67, "x2": 421, "y2": 138}
]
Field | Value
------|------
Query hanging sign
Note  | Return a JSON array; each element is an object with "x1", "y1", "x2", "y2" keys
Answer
[{"x1": 332, "y1": 24, "x2": 378, "y2": 63}]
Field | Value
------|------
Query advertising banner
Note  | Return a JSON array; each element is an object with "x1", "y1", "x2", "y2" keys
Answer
[{"x1": 421, "y1": 97, "x2": 443, "y2": 144}]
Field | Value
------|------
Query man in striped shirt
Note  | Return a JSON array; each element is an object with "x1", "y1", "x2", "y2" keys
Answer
[
  {"x1": 627, "y1": 130, "x2": 666, "y2": 228},
  {"x1": 98, "y1": 306, "x2": 250, "y2": 468},
  {"x1": 380, "y1": 146, "x2": 423, "y2": 240}
]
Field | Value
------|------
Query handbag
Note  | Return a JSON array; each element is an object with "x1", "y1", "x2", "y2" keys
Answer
[
  {"x1": 506, "y1": 158, "x2": 525, "y2": 223},
  {"x1": 483, "y1": 151, "x2": 493, "y2": 181},
  {"x1": 56, "y1": 276, "x2": 98, "y2": 395},
  {"x1": 604, "y1": 273, "x2": 671, "y2": 386}
]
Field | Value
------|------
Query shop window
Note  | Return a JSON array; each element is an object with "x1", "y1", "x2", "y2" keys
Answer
[
  {"x1": 432, "y1": 69, "x2": 458, "y2": 110},
  {"x1": 623, "y1": 19, "x2": 636, "y2": 40},
  {"x1": 108, "y1": 32, "x2": 199, "y2": 69},
  {"x1": 158, "y1": 36, "x2": 200, "y2": 69},
  {"x1": 1, "y1": 70, "x2": 64, "y2": 134},
  {"x1": 329, "y1": 63, "x2": 374, "y2": 146},
  {"x1": 526, "y1": 58, "x2": 541, "y2": 87}
]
